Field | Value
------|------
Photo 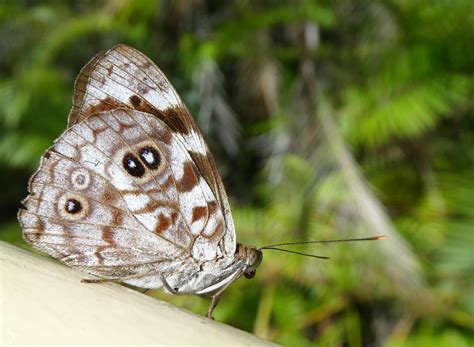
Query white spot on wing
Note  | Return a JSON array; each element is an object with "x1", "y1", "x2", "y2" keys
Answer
[
  {"x1": 54, "y1": 141, "x2": 77, "y2": 159},
  {"x1": 142, "y1": 150, "x2": 155, "y2": 165},
  {"x1": 123, "y1": 193, "x2": 150, "y2": 212},
  {"x1": 173, "y1": 130, "x2": 208, "y2": 156},
  {"x1": 135, "y1": 212, "x2": 158, "y2": 232}
]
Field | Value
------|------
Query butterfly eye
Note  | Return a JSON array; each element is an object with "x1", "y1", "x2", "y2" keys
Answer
[
  {"x1": 122, "y1": 152, "x2": 145, "y2": 177},
  {"x1": 244, "y1": 270, "x2": 256, "y2": 279},
  {"x1": 139, "y1": 146, "x2": 161, "y2": 170},
  {"x1": 65, "y1": 198, "x2": 82, "y2": 214}
]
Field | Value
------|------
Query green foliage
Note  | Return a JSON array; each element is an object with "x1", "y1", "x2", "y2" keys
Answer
[{"x1": 1, "y1": 0, "x2": 473, "y2": 345}]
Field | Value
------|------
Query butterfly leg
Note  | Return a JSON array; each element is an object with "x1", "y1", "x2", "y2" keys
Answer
[
  {"x1": 207, "y1": 294, "x2": 221, "y2": 320},
  {"x1": 82, "y1": 278, "x2": 151, "y2": 294},
  {"x1": 81, "y1": 278, "x2": 118, "y2": 284},
  {"x1": 82, "y1": 270, "x2": 164, "y2": 285},
  {"x1": 206, "y1": 268, "x2": 244, "y2": 319}
]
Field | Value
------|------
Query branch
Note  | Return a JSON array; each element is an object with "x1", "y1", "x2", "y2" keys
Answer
[{"x1": 0, "y1": 241, "x2": 277, "y2": 346}]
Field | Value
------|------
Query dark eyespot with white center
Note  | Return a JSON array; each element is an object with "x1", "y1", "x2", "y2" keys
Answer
[
  {"x1": 65, "y1": 198, "x2": 82, "y2": 214},
  {"x1": 58, "y1": 194, "x2": 89, "y2": 220},
  {"x1": 122, "y1": 152, "x2": 145, "y2": 177},
  {"x1": 139, "y1": 146, "x2": 161, "y2": 169}
]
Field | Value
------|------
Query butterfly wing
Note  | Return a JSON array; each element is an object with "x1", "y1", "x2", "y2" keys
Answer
[
  {"x1": 19, "y1": 109, "x2": 230, "y2": 288},
  {"x1": 68, "y1": 44, "x2": 236, "y2": 255}
]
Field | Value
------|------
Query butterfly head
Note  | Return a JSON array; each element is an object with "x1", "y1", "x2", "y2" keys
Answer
[{"x1": 235, "y1": 243, "x2": 263, "y2": 279}]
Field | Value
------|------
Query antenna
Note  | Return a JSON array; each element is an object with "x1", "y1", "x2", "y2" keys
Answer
[
  {"x1": 260, "y1": 247, "x2": 330, "y2": 259},
  {"x1": 259, "y1": 236, "x2": 387, "y2": 259}
]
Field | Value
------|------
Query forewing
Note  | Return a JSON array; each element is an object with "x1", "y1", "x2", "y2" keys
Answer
[{"x1": 68, "y1": 44, "x2": 236, "y2": 255}]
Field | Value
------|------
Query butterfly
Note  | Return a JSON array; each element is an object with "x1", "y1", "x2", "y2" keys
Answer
[
  {"x1": 17, "y1": 44, "x2": 385, "y2": 319},
  {"x1": 17, "y1": 44, "x2": 263, "y2": 319}
]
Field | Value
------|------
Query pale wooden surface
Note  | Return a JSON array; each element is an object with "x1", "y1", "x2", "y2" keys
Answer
[{"x1": 0, "y1": 241, "x2": 277, "y2": 346}]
